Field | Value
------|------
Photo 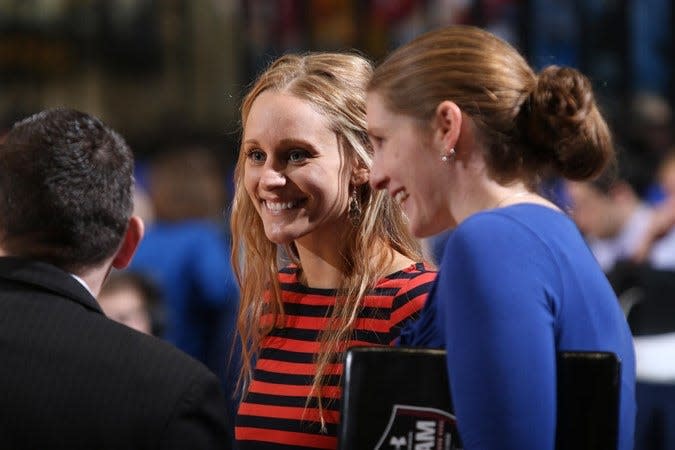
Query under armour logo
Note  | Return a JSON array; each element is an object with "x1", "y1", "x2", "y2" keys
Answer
[{"x1": 389, "y1": 436, "x2": 407, "y2": 449}]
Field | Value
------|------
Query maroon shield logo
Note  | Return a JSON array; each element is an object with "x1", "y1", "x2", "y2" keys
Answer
[{"x1": 374, "y1": 404, "x2": 462, "y2": 450}]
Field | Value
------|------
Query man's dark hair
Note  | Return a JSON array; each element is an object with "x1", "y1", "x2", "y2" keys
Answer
[{"x1": 0, "y1": 107, "x2": 134, "y2": 272}]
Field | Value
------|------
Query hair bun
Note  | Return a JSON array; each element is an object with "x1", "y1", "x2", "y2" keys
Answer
[
  {"x1": 534, "y1": 66, "x2": 598, "y2": 133},
  {"x1": 525, "y1": 66, "x2": 613, "y2": 180}
]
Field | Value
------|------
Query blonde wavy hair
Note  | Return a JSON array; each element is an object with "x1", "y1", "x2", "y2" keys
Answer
[{"x1": 231, "y1": 52, "x2": 423, "y2": 422}]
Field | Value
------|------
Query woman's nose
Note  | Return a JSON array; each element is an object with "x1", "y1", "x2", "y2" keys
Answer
[{"x1": 260, "y1": 165, "x2": 287, "y2": 189}]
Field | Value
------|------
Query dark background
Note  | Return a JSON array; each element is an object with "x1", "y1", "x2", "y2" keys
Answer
[{"x1": 1, "y1": 0, "x2": 672, "y2": 171}]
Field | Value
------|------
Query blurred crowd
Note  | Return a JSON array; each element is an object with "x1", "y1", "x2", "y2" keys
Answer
[{"x1": 564, "y1": 92, "x2": 675, "y2": 450}]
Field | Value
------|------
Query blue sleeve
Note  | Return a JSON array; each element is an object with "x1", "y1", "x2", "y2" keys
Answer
[
  {"x1": 397, "y1": 281, "x2": 445, "y2": 348},
  {"x1": 440, "y1": 213, "x2": 559, "y2": 450}
]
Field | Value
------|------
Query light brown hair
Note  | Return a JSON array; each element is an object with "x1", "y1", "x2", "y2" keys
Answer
[
  {"x1": 369, "y1": 25, "x2": 614, "y2": 187},
  {"x1": 231, "y1": 52, "x2": 423, "y2": 420}
]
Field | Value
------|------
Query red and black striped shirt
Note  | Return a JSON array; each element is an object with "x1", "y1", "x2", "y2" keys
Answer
[{"x1": 235, "y1": 262, "x2": 436, "y2": 449}]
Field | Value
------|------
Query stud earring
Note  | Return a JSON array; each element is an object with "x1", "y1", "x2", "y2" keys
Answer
[{"x1": 441, "y1": 148, "x2": 455, "y2": 162}]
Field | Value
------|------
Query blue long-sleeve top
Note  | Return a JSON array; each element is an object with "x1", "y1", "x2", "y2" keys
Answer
[{"x1": 401, "y1": 204, "x2": 636, "y2": 450}]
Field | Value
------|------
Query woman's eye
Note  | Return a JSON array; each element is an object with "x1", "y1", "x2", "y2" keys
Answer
[
  {"x1": 246, "y1": 149, "x2": 266, "y2": 163},
  {"x1": 288, "y1": 150, "x2": 309, "y2": 163}
]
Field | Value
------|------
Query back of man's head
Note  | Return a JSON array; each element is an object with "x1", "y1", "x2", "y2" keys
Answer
[{"x1": 0, "y1": 108, "x2": 134, "y2": 273}]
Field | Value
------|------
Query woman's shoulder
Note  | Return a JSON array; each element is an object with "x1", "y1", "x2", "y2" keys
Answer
[
  {"x1": 396, "y1": 261, "x2": 436, "y2": 275},
  {"x1": 368, "y1": 262, "x2": 435, "y2": 317},
  {"x1": 465, "y1": 203, "x2": 563, "y2": 225},
  {"x1": 455, "y1": 204, "x2": 572, "y2": 244},
  {"x1": 376, "y1": 261, "x2": 437, "y2": 291},
  {"x1": 444, "y1": 205, "x2": 573, "y2": 268}
]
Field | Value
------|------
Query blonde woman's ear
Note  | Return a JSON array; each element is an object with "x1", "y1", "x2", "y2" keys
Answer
[{"x1": 351, "y1": 167, "x2": 370, "y2": 186}]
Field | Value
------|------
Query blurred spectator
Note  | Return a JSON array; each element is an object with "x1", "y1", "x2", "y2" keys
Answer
[
  {"x1": 633, "y1": 149, "x2": 675, "y2": 264},
  {"x1": 566, "y1": 150, "x2": 675, "y2": 273},
  {"x1": 659, "y1": 148, "x2": 675, "y2": 197},
  {"x1": 98, "y1": 270, "x2": 162, "y2": 336},
  {"x1": 582, "y1": 147, "x2": 675, "y2": 450},
  {"x1": 607, "y1": 260, "x2": 675, "y2": 450},
  {"x1": 626, "y1": 92, "x2": 674, "y2": 204},
  {"x1": 128, "y1": 145, "x2": 240, "y2": 429}
]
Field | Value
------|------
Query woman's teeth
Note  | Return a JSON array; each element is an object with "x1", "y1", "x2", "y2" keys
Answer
[{"x1": 265, "y1": 200, "x2": 297, "y2": 211}]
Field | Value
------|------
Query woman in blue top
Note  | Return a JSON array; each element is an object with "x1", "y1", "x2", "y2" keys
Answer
[{"x1": 366, "y1": 25, "x2": 636, "y2": 450}]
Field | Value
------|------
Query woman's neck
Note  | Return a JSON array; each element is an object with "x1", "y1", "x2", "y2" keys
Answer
[
  {"x1": 294, "y1": 242, "x2": 345, "y2": 288},
  {"x1": 449, "y1": 173, "x2": 558, "y2": 224}
]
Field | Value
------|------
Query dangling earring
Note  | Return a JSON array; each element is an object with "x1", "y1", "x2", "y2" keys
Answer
[
  {"x1": 348, "y1": 185, "x2": 361, "y2": 225},
  {"x1": 441, "y1": 148, "x2": 455, "y2": 163}
]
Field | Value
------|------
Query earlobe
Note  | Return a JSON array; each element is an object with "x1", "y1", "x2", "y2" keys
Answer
[
  {"x1": 112, "y1": 216, "x2": 145, "y2": 269},
  {"x1": 435, "y1": 101, "x2": 462, "y2": 150}
]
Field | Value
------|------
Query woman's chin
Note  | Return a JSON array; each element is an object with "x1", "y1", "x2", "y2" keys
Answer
[
  {"x1": 265, "y1": 234, "x2": 294, "y2": 246},
  {"x1": 263, "y1": 227, "x2": 297, "y2": 246}
]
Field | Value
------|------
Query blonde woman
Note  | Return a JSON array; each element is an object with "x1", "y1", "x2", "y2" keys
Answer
[{"x1": 230, "y1": 52, "x2": 436, "y2": 449}]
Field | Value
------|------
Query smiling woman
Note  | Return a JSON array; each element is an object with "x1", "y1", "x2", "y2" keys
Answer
[
  {"x1": 230, "y1": 52, "x2": 437, "y2": 450},
  {"x1": 367, "y1": 25, "x2": 636, "y2": 450},
  {"x1": 242, "y1": 90, "x2": 348, "y2": 246}
]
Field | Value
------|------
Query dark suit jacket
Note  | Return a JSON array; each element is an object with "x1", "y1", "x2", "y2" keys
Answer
[{"x1": 0, "y1": 257, "x2": 232, "y2": 449}]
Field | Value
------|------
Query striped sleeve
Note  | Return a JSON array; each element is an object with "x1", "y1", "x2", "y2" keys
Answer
[{"x1": 389, "y1": 263, "x2": 436, "y2": 342}]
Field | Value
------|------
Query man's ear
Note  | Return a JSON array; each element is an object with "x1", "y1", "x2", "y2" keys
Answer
[
  {"x1": 112, "y1": 216, "x2": 144, "y2": 270},
  {"x1": 434, "y1": 100, "x2": 462, "y2": 151}
]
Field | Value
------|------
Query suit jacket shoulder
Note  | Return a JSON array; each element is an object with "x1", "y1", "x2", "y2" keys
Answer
[{"x1": 0, "y1": 257, "x2": 231, "y2": 449}]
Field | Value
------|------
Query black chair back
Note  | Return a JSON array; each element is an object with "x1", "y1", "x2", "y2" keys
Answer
[
  {"x1": 338, "y1": 348, "x2": 620, "y2": 450},
  {"x1": 555, "y1": 351, "x2": 620, "y2": 450}
]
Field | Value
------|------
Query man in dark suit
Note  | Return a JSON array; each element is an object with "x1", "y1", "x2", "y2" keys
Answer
[{"x1": 0, "y1": 108, "x2": 231, "y2": 449}]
